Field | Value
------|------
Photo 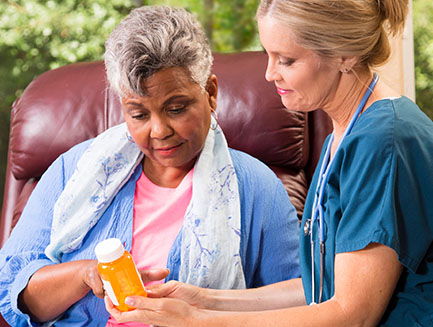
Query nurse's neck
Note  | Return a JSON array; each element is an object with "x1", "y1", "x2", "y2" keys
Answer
[{"x1": 328, "y1": 72, "x2": 376, "y2": 157}]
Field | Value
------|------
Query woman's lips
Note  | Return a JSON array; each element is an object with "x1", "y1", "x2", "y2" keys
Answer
[
  {"x1": 155, "y1": 144, "x2": 182, "y2": 155},
  {"x1": 277, "y1": 87, "x2": 291, "y2": 95}
]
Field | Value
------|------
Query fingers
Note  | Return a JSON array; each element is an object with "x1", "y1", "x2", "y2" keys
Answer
[
  {"x1": 124, "y1": 295, "x2": 153, "y2": 308},
  {"x1": 104, "y1": 296, "x2": 127, "y2": 322},
  {"x1": 82, "y1": 260, "x2": 105, "y2": 298},
  {"x1": 89, "y1": 267, "x2": 105, "y2": 298},
  {"x1": 139, "y1": 268, "x2": 170, "y2": 283},
  {"x1": 93, "y1": 267, "x2": 169, "y2": 302},
  {"x1": 105, "y1": 295, "x2": 193, "y2": 327},
  {"x1": 104, "y1": 295, "x2": 153, "y2": 324},
  {"x1": 146, "y1": 280, "x2": 179, "y2": 298}
]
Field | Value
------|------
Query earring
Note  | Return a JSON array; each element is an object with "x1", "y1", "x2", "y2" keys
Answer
[
  {"x1": 125, "y1": 131, "x2": 135, "y2": 143},
  {"x1": 210, "y1": 109, "x2": 219, "y2": 130},
  {"x1": 341, "y1": 67, "x2": 349, "y2": 73}
]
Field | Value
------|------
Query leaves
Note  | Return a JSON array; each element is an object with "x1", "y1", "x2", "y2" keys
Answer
[
  {"x1": 1, "y1": 0, "x2": 431, "y2": 207},
  {"x1": 0, "y1": 0, "x2": 262, "y2": 205},
  {"x1": 0, "y1": 0, "x2": 136, "y2": 204},
  {"x1": 413, "y1": 0, "x2": 433, "y2": 119}
]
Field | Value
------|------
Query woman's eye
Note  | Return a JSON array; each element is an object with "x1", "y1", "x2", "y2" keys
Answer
[
  {"x1": 131, "y1": 112, "x2": 148, "y2": 120},
  {"x1": 278, "y1": 58, "x2": 295, "y2": 66},
  {"x1": 167, "y1": 105, "x2": 186, "y2": 114}
]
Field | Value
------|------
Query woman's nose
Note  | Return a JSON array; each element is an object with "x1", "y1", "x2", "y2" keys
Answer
[
  {"x1": 150, "y1": 116, "x2": 173, "y2": 139},
  {"x1": 265, "y1": 58, "x2": 281, "y2": 82}
]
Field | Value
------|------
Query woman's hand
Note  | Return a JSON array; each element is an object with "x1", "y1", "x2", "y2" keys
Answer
[
  {"x1": 105, "y1": 294, "x2": 197, "y2": 327},
  {"x1": 84, "y1": 265, "x2": 171, "y2": 299},
  {"x1": 19, "y1": 260, "x2": 104, "y2": 322},
  {"x1": 139, "y1": 268, "x2": 170, "y2": 287},
  {"x1": 81, "y1": 260, "x2": 104, "y2": 298},
  {"x1": 146, "y1": 280, "x2": 205, "y2": 308}
]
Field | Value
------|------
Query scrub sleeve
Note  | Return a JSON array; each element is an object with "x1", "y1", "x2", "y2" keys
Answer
[{"x1": 300, "y1": 97, "x2": 433, "y2": 325}]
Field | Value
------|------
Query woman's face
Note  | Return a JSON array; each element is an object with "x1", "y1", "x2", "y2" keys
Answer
[
  {"x1": 122, "y1": 67, "x2": 216, "y2": 172},
  {"x1": 258, "y1": 15, "x2": 340, "y2": 112}
]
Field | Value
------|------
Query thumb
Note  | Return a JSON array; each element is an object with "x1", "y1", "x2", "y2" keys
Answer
[
  {"x1": 139, "y1": 268, "x2": 170, "y2": 283},
  {"x1": 145, "y1": 280, "x2": 178, "y2": 298},
  {"x1": 125, "y1": 295, "x2": 156, "y2": 309}
]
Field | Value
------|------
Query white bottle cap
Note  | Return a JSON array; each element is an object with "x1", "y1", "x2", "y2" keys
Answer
[{"x1": 94, "y1": 238, "x2": 125, "y2": 263}]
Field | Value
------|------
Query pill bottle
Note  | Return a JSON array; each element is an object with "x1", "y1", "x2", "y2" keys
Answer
[{"x1": 94, "y1": 238, "x2": 147, "y2": 312}]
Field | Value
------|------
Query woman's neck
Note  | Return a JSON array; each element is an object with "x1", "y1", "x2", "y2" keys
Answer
[
  {"x1": 326, "y1": 71, "x2": 374, "y2": 139},
  {"x1": 142, "y1": 158, "x2": 195, "y2": 188},
  {"x1": 328, "y1": 72, "x2": 400, "y2": 148}
]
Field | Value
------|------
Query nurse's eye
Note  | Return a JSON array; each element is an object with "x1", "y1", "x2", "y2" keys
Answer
[{"x1": 278, "y1": 58, "x2": 295, "y2": 66}]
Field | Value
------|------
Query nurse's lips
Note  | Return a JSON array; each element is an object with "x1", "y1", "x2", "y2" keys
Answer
[{"x1": 276, "y1": 87, "x2": 291, "y2": 95}]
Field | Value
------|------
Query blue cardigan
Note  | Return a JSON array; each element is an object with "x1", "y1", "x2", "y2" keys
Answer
[{"x1": 0, "y1": 139, "x2": 300, "y2": 326}]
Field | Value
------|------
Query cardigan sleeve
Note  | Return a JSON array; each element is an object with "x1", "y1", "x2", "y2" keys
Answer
[
  {"x1": 230, "y1": 149, "x2": 300, "y2": 287},
  {"x1": 0, "y1": 141, "x2": 92, "y2": 326}
]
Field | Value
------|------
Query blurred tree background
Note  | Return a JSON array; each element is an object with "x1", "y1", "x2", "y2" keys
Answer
[
  {"x1": 413, "y1": 0, "x2": 433, "y2": 119},
  {"x1": 0, "y1": 0, "x2": 432, "y2": 210},
  {"x1": 0, "y1": 0, "x2": 261, "y2": 209}
]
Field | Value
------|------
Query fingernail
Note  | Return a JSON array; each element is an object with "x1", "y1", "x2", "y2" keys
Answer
[{"x1": 125, "y1": 297, "x2": 135, "y2": 306}]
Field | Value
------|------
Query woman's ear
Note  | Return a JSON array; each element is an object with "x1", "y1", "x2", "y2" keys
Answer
[
  {"x1": 339, "y1": 56, "x2": 358, "y2": 73},
  {"x1": 206, "y1": 74, "x2": 218, "y2": 110}
]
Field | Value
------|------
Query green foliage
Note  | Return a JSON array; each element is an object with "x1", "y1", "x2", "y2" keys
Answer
[
  {"x1": 1, "y1": 0, "x2": 432, "y2": 211},
  {"x1": 0, "y1": 0, "x2": 137, "y2": 207},
  {"x1": 0, "y1": 0, "x2": 261, "y2": 208},
  {"x1": 143, "y1": 0, "x2": 261, "y2": 52},
  {"x1": 0, "y1": 0, "x2": 134, "y2": 100},
  {"x1": 413, "y1": 0, "x2": 433, "y2": 119}
]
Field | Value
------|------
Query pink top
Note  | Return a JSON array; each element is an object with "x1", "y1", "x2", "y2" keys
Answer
[{"x1": 106, "y1": 169, "x2": 193, "y2": 327}]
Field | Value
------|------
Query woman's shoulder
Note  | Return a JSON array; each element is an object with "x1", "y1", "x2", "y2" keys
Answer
[
  {"x1": 352, "y1": 96, "x2": 433, "y2": 147},
  {"x1": 59, "y1": 138, "x2": 94, "y2": 162},
  {"x1": 338, "y1": 96, "x2": 433, "y2": 174},
  {"x1": 366, "y1": 96, "x2": 432, "y2": 128},
  {"x1": 228, "y1": 148, "x2": 288, "y2": 197},
  {"x1": 228, "y1": 148, "x2": 277, "y2": 179},
  {"x1": 50, "y1": 138, "x2": 95, "y2": 179}
]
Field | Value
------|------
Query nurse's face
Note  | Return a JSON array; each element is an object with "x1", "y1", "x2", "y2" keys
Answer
[
  {"x1": 121, "y1": 67, "x2": 217, "y2": 172},
  {"x1": 258, "y1": 15, "x2": 340, "y2": 112}
]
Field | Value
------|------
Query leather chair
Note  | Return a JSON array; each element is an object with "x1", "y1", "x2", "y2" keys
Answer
[{"x1": 0, "y1": 51, "x2": 332, "y2": 326}]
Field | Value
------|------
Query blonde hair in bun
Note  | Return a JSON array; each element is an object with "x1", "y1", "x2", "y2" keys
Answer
[{"x1": 257, "y1": 0, "x2": 409, "y2": 68}]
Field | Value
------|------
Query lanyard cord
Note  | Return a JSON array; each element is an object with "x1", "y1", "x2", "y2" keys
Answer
[{"x1": 309, "y1": 73, "x2": 379, "y2": 304}]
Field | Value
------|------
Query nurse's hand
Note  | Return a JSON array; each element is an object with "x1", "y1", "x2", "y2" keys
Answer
[
  {"x1": 85, "y1": 265, "x2": 170, "y2": 299},
  {"x1": 146, "y1": 280, "x2": 205, "y2": 307},
  {"x1": 105, "y1": 294, "x2": 197, "y2": 327}
]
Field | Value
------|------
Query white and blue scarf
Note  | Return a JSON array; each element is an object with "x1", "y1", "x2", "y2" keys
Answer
[{"x1": 45, "y1": 121, "x2": 246, "y2": 289}]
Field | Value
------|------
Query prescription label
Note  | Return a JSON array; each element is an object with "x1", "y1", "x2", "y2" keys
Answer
[{"x1": 102, "y1": 279, "x2": 120, "y2": 306}]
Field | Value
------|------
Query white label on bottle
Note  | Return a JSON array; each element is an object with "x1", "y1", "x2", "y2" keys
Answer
[{"x1": 102, "y1": 279, "x2": 120, "y2": 306}]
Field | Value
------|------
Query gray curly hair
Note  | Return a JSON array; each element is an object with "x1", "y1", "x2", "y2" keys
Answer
[{"x1": 104, "y1": 5, "x2": 213, "y2": 97}]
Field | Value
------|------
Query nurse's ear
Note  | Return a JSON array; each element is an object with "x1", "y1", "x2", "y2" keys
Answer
[
  {"x1": 206, "y1": 74, "x2": 218, "y2": 111},
  {"x1": 339, "y1": 56, "x2": 358, "y2": 73}
]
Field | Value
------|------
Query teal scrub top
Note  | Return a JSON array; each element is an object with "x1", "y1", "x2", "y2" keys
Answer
[{"x1": 300, "y1": 96, "x2": 433, "y2": 326}]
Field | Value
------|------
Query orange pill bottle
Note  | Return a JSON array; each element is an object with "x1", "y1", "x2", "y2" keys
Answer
[{"x1": 94, "y1": 238, "x2": 147, "y2": 312}]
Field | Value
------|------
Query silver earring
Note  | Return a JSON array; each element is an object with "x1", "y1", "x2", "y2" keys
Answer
[
  {"x1": 341, "y1": 68, "x2": 349, "y2": 73},
  {"x1": 125, "y1": 131, "x2": 135, "y2": 143},
  {"x1": 210, "y1": 110, "x2": 219, "y2": 130}
]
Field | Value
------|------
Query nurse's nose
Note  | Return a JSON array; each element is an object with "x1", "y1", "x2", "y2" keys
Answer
[
  {"x1": 150, "y1": 116, "x2": 173, "y2": 139},
  {"x1": 265, "y1": 57, "x2": 282, "y2": 82}
]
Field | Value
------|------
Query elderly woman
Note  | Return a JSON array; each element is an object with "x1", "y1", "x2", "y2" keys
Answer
[
  {"x1": 105, "y1": 0, "x2": 433, "y2": 326},
  {"x1": 0, "y1": 6, "x2": 301, "y2": 327}
]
